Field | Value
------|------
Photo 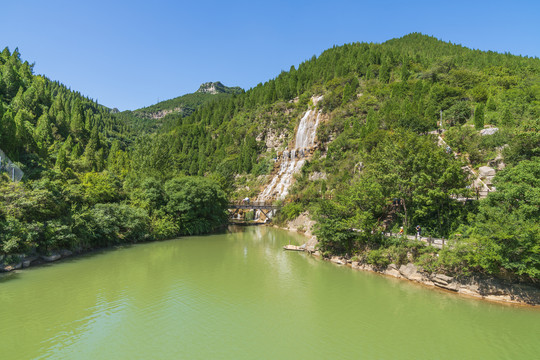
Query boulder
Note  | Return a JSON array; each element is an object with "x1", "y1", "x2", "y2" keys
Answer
[
  {"x1": 399, "y1": 263, "x2": 419, "y2": 279},
  {"x1": 22, "y1": 256, "x2": 38, "y2": 268},
  {"x1": 384, "y1": 266, "x2": 402, "y2": 278},
  {"x1": 2, "y1": 262, "x2": 22, "y2": 272},
  {"x1": 434, "y1": 282, "x2": 459, "y2": 291},
  {"x1": 59, "y1": 249, "x2": 73, "y2": 257},
  {"x1": 41, "y1": 253, "x2": 61, "y2": 262},
  {"x1": 356, "y1": 263, "x2": 375, "y2": 272},
  {"x1": 330, "y1": 256, "x2": 346, "y2": 265},
  {"x1": 478, "y1": 166, "x2": 496, "y2": 178},
  {"x1": 479, "y1": 127, "x2": 499, "y2": 136},
  {"x1": 432, "y1": 273, "x2": 453, "y2": 285},
  {"x1": 458, "y1": 288, "x2": 480, "y2": 297}
]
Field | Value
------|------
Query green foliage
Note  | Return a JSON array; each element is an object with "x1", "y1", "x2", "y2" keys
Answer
[
  {"x1": 73, "y1": 204, "x2": 151, "y2": 247},
  {"x1": 164, "y1": 176, "x2": 228, "y2": 235},
  {"x1": 151, "y1": 215, "x2": 180, "y2": 241},
  {"x1": 280, "y1": 202, "x2": 303, "y2": 221},
  {"x1": 444, "y1": 101, "x2": 470, "y2": 126},
  {"x1": 0, "y1": 35, "x2": 538, "y2": 284},
  {"x1": 366, "y1": 249, "x2": 391, "y2": 268},
  {"x1": 474, "y1": 103, "x2": 485, "y2": 129},
  {"x1": 81, "y1": 172, "x2": 123, "y2": 205}
]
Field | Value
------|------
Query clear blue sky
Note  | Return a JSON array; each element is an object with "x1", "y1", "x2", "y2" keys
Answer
[{"x1": 2, "y1": 0, "x2": 539, "y2": 111}]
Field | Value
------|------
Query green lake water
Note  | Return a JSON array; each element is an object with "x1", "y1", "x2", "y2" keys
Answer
[{"x1": 1, "y1": 226, "x2": 539, "y2": 359}]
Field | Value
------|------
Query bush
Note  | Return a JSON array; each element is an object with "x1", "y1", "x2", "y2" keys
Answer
[
  {"x1": 73, "y1": 203, "x2": 150, "y2": 248},
  {"x1": 151, "y1": 215, "x2": 180, "y2": 240},
  {"x1": 366, "y1": 249, "x2": 391, "y2": 268},
  {"x1": 281, "y1": 202, "x2": 303, "y2": 221},
  {"x1": 164, "y1": 176, "x2": 228, "y2": 235}
]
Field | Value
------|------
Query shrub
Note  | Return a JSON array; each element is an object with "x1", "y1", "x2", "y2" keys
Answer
[
  {"x1": 366, "y1": 249, "x2": 391, "y2": 268},
  {"x1": 151, "y1": 215, "x2": 180, "y2": 240}
]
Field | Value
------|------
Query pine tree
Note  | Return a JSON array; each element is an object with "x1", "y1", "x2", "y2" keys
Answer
[
  {"x1": 366, "y1": 108, "x2": 379, "y2": 133},
  {"x1": 1, "y1": 110, "x2": 17, "y2": 154},
  {"x1": 35, "y1": 114, "x2": 53, "y2": 147},
  {"x1": 14, "y1": 109, "x2": 35, "y2": 152},
  {"x1": 474, "y1": 103, "x2": 485, "y2": 130},
  {"x1": 342, "y1": 83, "x2": 354, "y2": 105},
  {"x1": 401, "y1": 58, "x2": 410, "y2": 81},
  {"x1": 1, "y1": 64, "x2": 21, "y2": 99},
  {"x1": 55, "y1": 147, "x2": 68, "y2": 171},
  {"x1": 501, "y1": 107, "x2": 513, "y2": 126},
  {"x1": 71, "y1": 143, "x2": 82, "y2": 158},
  {"x1": 379, "y1": 59, "x2": 391, "y2": 84},
  {"x1": 70, "y1": 101, "x2": 85, "y2": 138},
  {"x1": 83, "y1": 125, "x2": 100, "y2": 170}
]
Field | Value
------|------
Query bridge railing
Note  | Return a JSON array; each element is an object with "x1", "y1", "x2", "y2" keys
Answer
[{"x1": 228, "y1": 201, "x2": 282, "y2": 211}]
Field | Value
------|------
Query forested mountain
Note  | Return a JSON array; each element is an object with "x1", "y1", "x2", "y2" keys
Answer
[
  {"x1": 0, "y1": 47, "x2": 229, "y2": 262},
  {"x1": 131, "y1": 33, "x2": 539, "y2": 282},
  {"x1": 134, "y1": 33, "x2": 538, "y2": 184},
  {"x1": 1, "y1": 34, "x2": 539, "y2": 282},
  {"x1": 119, "y1": 81, "x2": 243, "y2": 133},
  {"x1": 0, "y1": 48, "x2": 136, "y2": 178}
]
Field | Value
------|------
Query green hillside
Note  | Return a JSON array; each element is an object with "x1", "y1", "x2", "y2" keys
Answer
[
  {"x1": 120, "y1": 81, "x2": 244, "y2": 133},
  {"x1": 132, "y1": 33, "x2": 539, "y2": 281},
  {"x1": 0, "y1": 48, "x2": 229, "y2": 261}
]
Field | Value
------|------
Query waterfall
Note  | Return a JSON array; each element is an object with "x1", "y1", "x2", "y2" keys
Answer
[{"x1": 257, "y1": 96, "x2": 323, "y2": 204}]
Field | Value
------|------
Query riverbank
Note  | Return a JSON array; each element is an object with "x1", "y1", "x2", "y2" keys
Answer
[
  {"x1": 276, "y1": 216, "x2": 540, "y2": 307},
  {"x1": 0, "y1": 246, "x2": 128, "y2": 273},
  {"x1": 0, "y1": 225, "x2": 231, "y2": 274},
  {"x1": 330, "y1": 257, "x2": 540, "y2": 306}
]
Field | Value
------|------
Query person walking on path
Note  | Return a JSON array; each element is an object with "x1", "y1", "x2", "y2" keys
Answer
[
  {"x1": 416, "y1": 225, "x2": 421, "y2": 239},
  {"x1": 399, "y1": 226, "x2": 404, "y2": 237}
]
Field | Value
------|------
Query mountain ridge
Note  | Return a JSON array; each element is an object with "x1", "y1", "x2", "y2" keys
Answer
[{"x1": 132, "y1": 81, "x2": 243, "y2": 119}]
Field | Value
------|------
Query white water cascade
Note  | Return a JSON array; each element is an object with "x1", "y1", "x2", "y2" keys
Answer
[{"x1": 258, "y1": 96, "x2": 323, "y2": 203}]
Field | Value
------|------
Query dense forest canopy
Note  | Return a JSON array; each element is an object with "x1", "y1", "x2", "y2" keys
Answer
[{"x1": 0, "y1": 33, "x2": 538, "y2": 282}]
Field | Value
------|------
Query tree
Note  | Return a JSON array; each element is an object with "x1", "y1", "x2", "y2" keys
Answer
[
  {"x1": 35, "y1": 114, "x2": 53, "y2": 151},
  {"x1": 14, "y1": 109, "x2": 35, "y2": 152},
  {"x1": 164, "y1": 176, "x2": 228, "y2": 235},
  {"x1": 400, "y1": 58, "x2": 410, "y2": 81},
  {"x1": 70, "y1": 101, "x2": 85, "y2": 138},
  {"x1": 474, "y1": 103, "x2": 485, "y2": 130},
  {"x1": 379, "y1": 59, "x2": 391, "y2": 84},
  {"x1": 501, "y1": 107, "x2": 513, "y2": 126},
  {"x1": 55, "y1": 147, "x2": 68, "y2": 171},
  {"x1": 1, "y1": 64, "x2": 21, "y2": 100},
  {"x1": 83, "y1": 125, "x2": 100, "y2": 170},
  {"x1": 444, "y1": 101, "x2": 470, "y2": 126},
  {"x1": 464, "y1": 158, "x2": 540, "y2": 280}
]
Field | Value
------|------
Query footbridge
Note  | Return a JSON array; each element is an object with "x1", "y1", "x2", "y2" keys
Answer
[{"x1": 228, "y1": 201, "x2": 281, "y2": 221}]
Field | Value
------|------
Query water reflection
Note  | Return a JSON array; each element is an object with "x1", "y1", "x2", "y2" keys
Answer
[{"x1": 1, "y1": 226, "x2": 539, "y2": 359}]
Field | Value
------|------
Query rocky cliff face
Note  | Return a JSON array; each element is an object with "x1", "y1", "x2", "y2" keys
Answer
[
  {"x1": 196, "y1": 81, "x2": 242, "y2": 95},
  {"x1": 196, "y1": 81, "x2": 225, "y2": 94}
]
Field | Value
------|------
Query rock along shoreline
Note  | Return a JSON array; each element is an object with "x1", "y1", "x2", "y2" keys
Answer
[
  {"x1": 277, "y1": 222, "x2": 540, "y2": 307},
  {"x1": 329, "y1": 257, "x2": 540, "y2": 307}
]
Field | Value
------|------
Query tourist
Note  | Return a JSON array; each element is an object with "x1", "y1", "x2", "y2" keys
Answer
[{"x1": 416, "y1": 225, "x2": 421, "y2": 239}]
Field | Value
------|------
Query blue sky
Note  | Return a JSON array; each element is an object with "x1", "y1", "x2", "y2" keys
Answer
[{"x1": 2, "y1": 0, "x2": 539, "y2": 110}]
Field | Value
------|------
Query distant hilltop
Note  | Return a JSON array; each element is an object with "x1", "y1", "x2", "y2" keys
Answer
[
  {"x1": 196, "y1": 81, "x2": 243, "y2": 95},
  {"x1": 124, "y1": 81, "x2": 244, "y2": 127}
]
